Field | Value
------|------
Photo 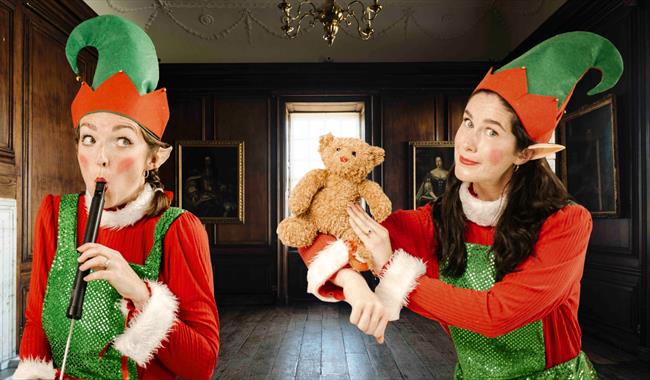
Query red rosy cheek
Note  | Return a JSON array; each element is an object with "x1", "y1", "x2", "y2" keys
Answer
[
  {"x1": 488, "y1": 149, "x2": 504, "y2": 165},
  {"x1": 117, "y1": 157, "x2": 134, "y2": 172},
  {"x1": 78, "y1": 154, "x2": 88, "y2": 169}
]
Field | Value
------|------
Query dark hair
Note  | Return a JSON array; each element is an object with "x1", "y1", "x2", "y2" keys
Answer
[
  {"x1": 432, "y1": 90, "x2": 572, "y2": 281},
  {"x1": 74, "y1": 124, "x2": 171, "y2": 217}
]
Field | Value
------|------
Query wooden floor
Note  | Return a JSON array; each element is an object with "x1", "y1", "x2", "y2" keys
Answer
[
  {"x1": 1, "y1": 302, "x2": 648, "y2": 379},
  {"x1": 214, "y1": 302, "x2": 650, "y2": 380}
]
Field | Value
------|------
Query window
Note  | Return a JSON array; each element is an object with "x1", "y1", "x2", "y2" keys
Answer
[{"x1": 285, "y1": 102, "x2": 364, "y2": 216}]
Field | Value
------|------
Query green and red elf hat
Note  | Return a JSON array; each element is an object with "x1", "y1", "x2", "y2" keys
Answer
[
  {"x1": 66, "y1": 15, "x2": 169, "y2": 140},
  {"x1": 473, "y1": 31, "x2": 623, "y2": 158}
]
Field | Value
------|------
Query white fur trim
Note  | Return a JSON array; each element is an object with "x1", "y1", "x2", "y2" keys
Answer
[
  {"x1": 118, "y1": 298, "x2": 130, "y2": 317},
  {"x1": 12, "y1": 357, "x2": 56, "y2": 380},
  {"x1": 459, "y1": 182, "x2": 507, "y2": 227},
  {"x1": 306, "y1": 239, "x2": 349, "y2": 302},
  {"x1": 84, "y1": 183, "x2": 154, "y2": 229},
  {"x1": 113, "y1": 281, "x2": 178, "y2": 367},
  {"x1": 375, "y1": 249, "x2": 426, "y2": 321}
]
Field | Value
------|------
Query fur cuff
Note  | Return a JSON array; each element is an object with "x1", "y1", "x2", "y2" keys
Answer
[
  {"x1": 113, "y1": 281, "x2": 178, "y2": 367},
  {"x1": 306, "y1": 239, "x2": 349, "y2": 302},
  {"x1": 12, "y1": 357, "x2": 56, "y2": 380},
  {"x1": 375, "y1": 249, "x2": 426, "y2": 321}
]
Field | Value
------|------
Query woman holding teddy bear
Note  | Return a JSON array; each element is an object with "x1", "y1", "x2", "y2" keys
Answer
[{"x1": 298, "y1": 32, "x2": 623, "y2": 378}]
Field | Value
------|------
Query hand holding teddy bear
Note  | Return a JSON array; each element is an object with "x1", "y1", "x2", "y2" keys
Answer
[{"x1": 277, "y1": 133, "x2": 392, "y2": 272}]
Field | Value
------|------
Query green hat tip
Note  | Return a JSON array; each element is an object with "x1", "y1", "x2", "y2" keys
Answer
[
  {"x1": 66, "y1": 14, "x2": 159, "y2": 95},
  {"x1": 499, "y1": 31, "x2": 623, "y2": 105},
  {"x1": 585, "y1": 34, "x2": 624, "y2": 96}
]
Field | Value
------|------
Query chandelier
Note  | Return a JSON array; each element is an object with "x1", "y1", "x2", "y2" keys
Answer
[{"x1": 278, "y1": 0, "x2": 383, "y2": 46}]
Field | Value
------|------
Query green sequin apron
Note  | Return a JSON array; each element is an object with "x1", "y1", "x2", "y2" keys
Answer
[
  {"x1": 42, "y1": 193, "x2": 184, "y2": 379},
  {"x1": 441, "y1": 242, "x2": 597, "y2": 379}
]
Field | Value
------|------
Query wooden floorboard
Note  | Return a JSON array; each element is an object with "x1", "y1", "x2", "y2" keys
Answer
[
  {"x1": 267, "y1": 305, "x2": 307, "y2": 380},
  {"x1": 218, "y1": 307, "x2": 276, "y2": 379},
  {"x1": 7, "y1": 302, "x2": 647, "y2": 379},
  {"x1": 384, "y1": 319, "x2": 434, "y2": 379},
  {"x1": 321, "y1": 309, "x2": 348, "y2": 377},
  {"x1": 362, "y1": 332, "x2": 403, "y2": 380},
  {"x1": 212, "y1": 303, "x2": 650, "y2": 380}
]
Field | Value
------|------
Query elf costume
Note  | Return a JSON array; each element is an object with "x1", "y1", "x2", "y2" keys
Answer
[
  {"x1": 15, "y1": 15, "x2": 219, "y2": 380},
  {"x1": 299, "y1": 31, "x2": 623, "y2": 379}
]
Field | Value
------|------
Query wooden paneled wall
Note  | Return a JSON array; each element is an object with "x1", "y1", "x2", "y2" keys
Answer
[
  {"x1": 158, "y1": 65, "x2": 481, "y2": 304},
  {"x1": 1, "y1": 0, "x2": 96, "y2": 352}
]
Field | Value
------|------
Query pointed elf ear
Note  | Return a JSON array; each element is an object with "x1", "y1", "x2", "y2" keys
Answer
[
  {"x1": 149, "y1": 145, "x2": 172, "y2": 170},
  {"x1": 523, "y1": 143, "x2": 565, "y2": 161}
]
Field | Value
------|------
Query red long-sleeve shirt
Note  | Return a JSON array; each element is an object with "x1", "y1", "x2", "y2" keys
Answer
[
  {"x1": 19, "y1": 194, "x2": 220, "y2": 379},
  {"x1": 300, "y1": 203, "x2": 592, "y2": 369}
]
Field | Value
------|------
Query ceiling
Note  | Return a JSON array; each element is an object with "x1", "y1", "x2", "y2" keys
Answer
[{"x1": 83, "y1": 0, "x2": 567, "y2": 63}]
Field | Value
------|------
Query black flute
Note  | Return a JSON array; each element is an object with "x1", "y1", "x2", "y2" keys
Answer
[{"x1": 66, "y1": 180, "x2": 106, "y2": 320}]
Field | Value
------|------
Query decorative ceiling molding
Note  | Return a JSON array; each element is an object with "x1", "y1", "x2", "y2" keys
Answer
[
  {"x1": 106, "y1": 0, "x2": 315, "y2": 40},
  {"x1": 86, "y1": 0, "x2": 565, "y2": 63},
  {"x1": 103, "y1": 0, "x2": 548, "y2": 44}
]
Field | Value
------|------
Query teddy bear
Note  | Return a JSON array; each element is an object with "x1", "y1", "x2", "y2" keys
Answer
[{"x1": 277, "y1": 133, "x2": 392, "y2": 272}]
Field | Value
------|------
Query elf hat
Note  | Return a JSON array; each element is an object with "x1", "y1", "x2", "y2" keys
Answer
[
  {"x1": 473, "y1": 31, "x2": 623, "y2": 156},
  {"x1": 66, "y1": 15, "x2": 169, "y2": 139}
]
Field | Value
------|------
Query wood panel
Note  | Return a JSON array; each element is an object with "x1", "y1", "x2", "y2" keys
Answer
[
  {"x1": 21, "y1": 12, "x2": 88, "y2": 263},
  {"x1": 214, "y1": 98, "x2": 269, "y2": 245},
  {"x1": 640, "y1": 2, "x2": 650, "y2": 359},
  {"x1": 580, "y1": 266, "x2": 640, "y2": 349},
  {"x1": 18, "y1": 272, "x2": 29, "y2": 342},
  {"x1": 590, "y1": 219, "x2": 632, "y2": 250},
  {"x1": 0, "y1": 2, "x2": 13, "y2": 163},
  {"x1": 160, "y1": 94, "x2": 207, "y2": 198},
  {"x1": 382, "y1": 95, "x2": 436, "y2": 211},
  {"x1": 0, "y1": 162, "x2": 15, "y2": 199},
  {"x1": 447, "y1": 94, "x2": 470, "y2": 140},
  {"x1": 213, "y1": 252, "x2": 274, "y2": 306},
  {"x1": 10, "y1": 0, "x2": 24, "y2": 354},
  {"x1": 159, "y1": 62, "x2": 487, "y2": 93},
  {"x1": 433, "y1": 95, "x2": 445, "y2": 141}
]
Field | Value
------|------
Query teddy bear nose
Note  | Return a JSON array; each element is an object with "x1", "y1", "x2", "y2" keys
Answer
[{"x1": 340, "y1": 156, "x2": 349, "y2": 163}]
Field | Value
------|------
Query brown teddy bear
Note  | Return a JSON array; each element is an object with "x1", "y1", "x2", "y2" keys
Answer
[{"x1": 277, "y1": 133, "x2": 392, "y2": 272}]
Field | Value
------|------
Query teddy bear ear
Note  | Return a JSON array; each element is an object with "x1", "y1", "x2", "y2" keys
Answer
[
  {"x1": 319, "y1": 133, "x2": 335, "y2": 152},
  {"x1": 369, "y1": 146, "x2": 385, "y2": 165}
]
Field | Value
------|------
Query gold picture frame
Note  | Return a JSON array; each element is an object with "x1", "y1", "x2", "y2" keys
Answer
[
  {"x1": 410, "y1": 141, "x2": 455, "y2": 209},
  {"x1": 176, "y1": 140, "x2": 245, "y2": 224},
  {"x1": 557, "y1": 94, "x2": 619, "y2": 217}
]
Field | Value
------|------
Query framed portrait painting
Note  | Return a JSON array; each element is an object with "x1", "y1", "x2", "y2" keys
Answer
[
  {"x1": 410, "y1": 141, "x2": 455, "y2": 209},
  {"x1": 176, "y1": 140, "x2": 245, "y2": 223},
  {"x1": 557, "y1": 94, "x2": 619, "y2": 217}
]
